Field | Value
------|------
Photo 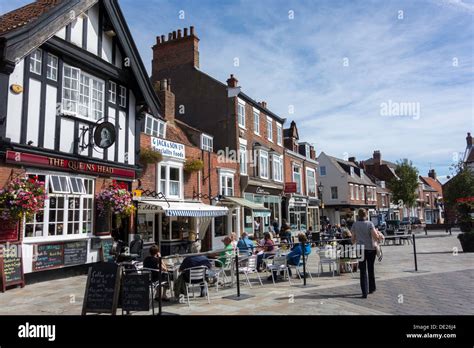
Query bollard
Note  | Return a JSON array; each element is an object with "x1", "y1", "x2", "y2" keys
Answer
[
  {"x1": 158, "y1": 256, "x2": 162, "y2": 315},
  {"x1": 302, "y1": 240, "x2": 307, "y2": 286},
  {"x1": 235, "y1": 252, "x2": 240, "y2": 297},
  {"x1": 412, "y1": 234, "x2": 418, "y2": 272}
]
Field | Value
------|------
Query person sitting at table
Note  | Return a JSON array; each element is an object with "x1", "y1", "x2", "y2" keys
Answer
[
  {"x1": 237, "y1": 232, "x2": 254, "y2": 256},
  {"x1": 256, "y1": 232, "x2": 275, "y2": 272},
  {"x1": 230, "y1": 232, "x2": 238, "y2": 251},
  {"x1": 279, "y1": 225, "x2": 293, "y2": 247},
  {"x1": 216, "y1": 236, "x2": 234, "y2": 267},
  {"x1": 285, "y1": 233, "x2": 311, "y2": 277},
  {"x1": 176, "y1": 251, "x2": 213, "y2": 298},
  {"x1": 143, "y1": 245, "x2": 170, "y2": 301}
]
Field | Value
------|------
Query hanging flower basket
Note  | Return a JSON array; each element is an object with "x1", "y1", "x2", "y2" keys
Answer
[
  {"x1": 96, "y1": 182, "x2": 136, "y2": 226},
  {"x1": 0, "y1": 176, "x2": 46, "y2": 222},
  {"x1": 139, "y1": 147, "x2": 163, "y2": 165},
  {"x1": 184, "y1": 159, "x2": 204, "y2": 173}
]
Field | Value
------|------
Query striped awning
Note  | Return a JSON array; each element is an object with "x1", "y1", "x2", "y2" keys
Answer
[
  {"x1": 138, "y1": 200, "x2": 228, "y2": 217},
  {"x1": 220, "y1": 196, "x2": 271, "y2": 217}
]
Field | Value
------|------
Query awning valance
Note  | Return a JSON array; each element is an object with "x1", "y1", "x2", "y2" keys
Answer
[
  {"x1": 220, "y1": 197, "x2": 271, "y2": 217},
  {"x1": 138, "y1": 200, "x2": 228, "y2": 217}
]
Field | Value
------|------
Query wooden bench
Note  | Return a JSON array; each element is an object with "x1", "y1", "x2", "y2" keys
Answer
[{"x1": 424, "y1": 224, "x2": 452, "y2": 235}]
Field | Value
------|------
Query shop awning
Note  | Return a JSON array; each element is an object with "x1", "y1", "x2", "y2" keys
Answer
[
  {"x1": 139, "y1": 200, "x2": 228, "y2": 217},
  {"x1": 220, "y1": 197, "x2": 271, "y2": 217}
]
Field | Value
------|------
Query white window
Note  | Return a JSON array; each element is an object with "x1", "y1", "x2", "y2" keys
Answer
[
  {"x1": 331, "y1": 186, "x2": 338, "y2": 200},
  {"x1": 382, "y1": 193, "x2": 386, "y2": 206},
  {"x1": 30, "y1": 49, "x2": 42, "y2": 74},
  {"x1": 119, "y1": 85, "x2": 126, "y2": 107},
  {"x1": 355, "y1": 185, "x2": 359, "y2": 200},
  {"x1": 306, "y1": 168, "x2": 316, "y2": 196},
  {"x1": 253, "y1": 111, "x2": 260, "y2": 135},
  {"x1": 320, "y1": 166, "x2": 326, "y2": 176},
  {"x1": 158, "y1": 163, "x2": 182, "y2": 198},
  {"x1": 62, "y1": 64, "x2": 104, "y2": 120},
  {"x1": 24, "y1": 174, "x2": 94, "y2": 238},
  {"x1": 360, "y1": 169, "x2": 364, "y2": 177},
  {"x1": 267, "y1": 118, "x2": 273, "y2": 142},
  {"x1": 108, "y1": 81, "x2": 116, "y2": 104},
  {"x1": 277, "y1": 124, "x2": 282, "y2": 146},
  {"x1": 238, "y1": 102, "x2": 246, "y2": 128},
  {"x1": 272, "y1": 155, "x2": 283, "y2": 182},
  {"x1": 350, "y1": 167, "x2": 354, "y2": 176},
  {"x1": 305, "y1": 144, "x2": 310, "y2": 157},
  {"x1": 201, "y1": 134, "x2": 213, "y2": 152},
  {"x1": 46, "y1": 53, "x2": 58, "y2": 81},
  {"x1": 259, "y1": 150, "x2": 269, "y2": 179},
  {"x1": 220, "y1": 172, "x2": 234, "y2": 196},
  {"x1": 350, "y1": 184, "x2": 354, "y2": 199},
  {"x1": 239, "y1": 145, "x2": 247, "y2": 175},
  {"x1": 293, "y1": 165, "x2": 302, "y2": 194},
  {"x1": 361, "y1": 186, "x2": 365, "y2": 201},
  {"x1": 145, "y1": 114, "x2": 166, "y2": 138}
]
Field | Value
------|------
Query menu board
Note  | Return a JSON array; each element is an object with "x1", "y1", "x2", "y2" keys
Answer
[
  {"x1": 0, "y1": 220, "x2": 19, "y2": 242},
  {"x1": 64, "y1": 241, "x2": 88, "y2": 266},
  {"x1": 82, "y1": 262, "x2": 121, "y2": 315},
  {"x1": 121, "y1": 273, "x2": 150, "y2": 312},
  {"x1": 0, "y1": 242, "x2": 24, "y2": 292},
  {"x1": 101, "y1": 239, "x2": 115, "y2": 262},
  {"x1": 34, "y1": 244, "x2": 63, "y2": 271}
]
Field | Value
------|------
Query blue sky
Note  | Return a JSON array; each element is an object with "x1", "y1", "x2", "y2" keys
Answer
[{"x1": 1, "y1": 0, "x2": 473, "y2": 182}]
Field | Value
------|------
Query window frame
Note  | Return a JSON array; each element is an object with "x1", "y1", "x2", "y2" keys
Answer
[
  {"x1": 108, "y1": 81, "x2": 117, "y2": 104},
  {"x1": 330, "y1": 186, "x2": 338, "y2": 200},
  {"x1": 201, "y1": 133, "x2": 213, "y2": 152},
  {"x1": 239, "y1": 144, "x2": 247, "y2": 175},
  {"x1": 355, "y1": 185, "x2": 359, "y2": 200},
  {"x1": 266, "y1": 117, "x2": 273, "y2": 142},
  {"x1": 320, "y1": 166, "x2": 326, "y2": 176},
  {"x1": 306, "y1": 168, "x2": 316, "y2": 196},
  {"x1": 219, "y1": 171, "x2": 235, "y2": 197},
  {"x1": 259, "y1": 150, "x2": 269, "y2": 179},
  {"x1": 350, "y1": 184, "x2": 354, "y2": 200},
  {"x1": 30, "y1": 49, "x2": 42, "y2": 75},
  {"x1": 46, "y1": 53, "x2": 58, "y2": 81},
  {"x1": 253, "y1": 110, "x2": 260, "y2": 135},
  {"x1": 144, "y1": 114, "x2": 166, "y2": 138},
  {"x1": 277, "y1": 124, "x2": 282, "y2": 146},
  {"x1": 272, "y1": 154, "x2": 283, "y2": 182},
  {"x1": 292, "y1": 164, "x2": 302, "y2": 194},
  {"x1": 157, "y1": 162, "x2": 183, "y2": 199},
  {"x1": 238, "y1": 102, "x2": 246, "y2": 129},
  {"x1": 119, "y1": 85, "x2": 127, "y2": 107}
]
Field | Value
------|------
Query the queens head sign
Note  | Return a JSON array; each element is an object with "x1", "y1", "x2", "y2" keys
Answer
[{"x1": 151, "y1": 137, "x2": 185, "y2": 159}]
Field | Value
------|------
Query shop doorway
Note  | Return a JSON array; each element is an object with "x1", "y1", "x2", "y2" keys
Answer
[{"x1": 289, "y1": 206, "x2": 307, "y2": 233}]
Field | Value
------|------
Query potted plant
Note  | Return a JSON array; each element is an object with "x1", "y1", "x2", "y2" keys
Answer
[
  {"x1": 184, "y1": 158, "x2": 204, "y2": 173},
  {"x1": 96, "y1": 182, "x2": 136, "y2": 228},
  {"x1": 0, "y1": 176, "x2": 46, "y2": 241},
  {"x1": 457, "y1": 200, "x2": 474, "y2": 252}
]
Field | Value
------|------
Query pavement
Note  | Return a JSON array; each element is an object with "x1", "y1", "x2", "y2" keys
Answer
[{"x1": 0, "y1": 229, "x2": 473, "y2": 315}]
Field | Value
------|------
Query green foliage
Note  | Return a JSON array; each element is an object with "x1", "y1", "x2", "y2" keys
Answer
[
  {"x1": 139, "y1": 147, "x2": 162, "y2": 165},
  {"x1": 184, "y1": 159, "x2": 204, "y2": 173},
  {"x1": 388, "y1": 159, "x2": 419, "y2": 210}
]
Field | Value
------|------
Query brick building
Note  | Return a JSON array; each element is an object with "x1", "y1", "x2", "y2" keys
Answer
[
  {"x1": 282, "y1": 121, "x2": 320, "y2": 233},
  {"x1": 136, "y1": 79, "x2": 237, "y2": 254},
  {"x1": 150, "y1": 26, "x2": 286, "y2": 238}
]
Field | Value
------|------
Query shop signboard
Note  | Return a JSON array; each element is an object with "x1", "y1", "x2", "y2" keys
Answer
[{"x1": 151, "y1": 137, "x2": 185, "y2": 159}]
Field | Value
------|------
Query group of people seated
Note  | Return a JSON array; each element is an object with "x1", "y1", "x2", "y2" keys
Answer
[{"x1": 142, "y1": 227, "x2": 314, "y2": 301}]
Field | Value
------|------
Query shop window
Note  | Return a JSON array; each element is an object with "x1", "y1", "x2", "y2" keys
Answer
[
  {"x1": 214, "y1": 215, "x2": 227, "y2": 237},
  {"x1": 137, "y1": 214, "x2": 155, "y2": 243},
  {"x1": 49, "y1": 175, "x2": 70, "y2": 193}
]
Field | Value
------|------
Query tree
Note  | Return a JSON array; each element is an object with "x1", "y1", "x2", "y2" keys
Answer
[
  {"x1": 443, "y1": 160, "x2": 474, "y2": 232},
  {"x1": 388, "y1": 159, "x2": 419, "y2": 220}
]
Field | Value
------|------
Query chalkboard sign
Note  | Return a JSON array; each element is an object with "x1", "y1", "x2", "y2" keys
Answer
[
  {"x1": 64, "y1": 241, "x2": 88, "y2": 266},
  {"x1": 121, "y1": 272, "x2": 151, "y2": 312},
  {"x1": 0, "y1": 242, "x2": 25, "y2": 292},
  {"x1": 82, "y1": 262, "x2": 121, "y2": 315},
  {"x1": 101, "y1": 239, "x2": 114, "y2": 262},
  {"x1": 33, "y1": 243, "x2": 63, "y2": 271},
  {"x1": 95, "y1": 210, "x2": 111, "y2": 235}
]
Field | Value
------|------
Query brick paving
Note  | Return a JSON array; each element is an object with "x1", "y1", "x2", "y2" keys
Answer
[{"x1": 0, "y1": 231, "x2": 472, "y2": 315}]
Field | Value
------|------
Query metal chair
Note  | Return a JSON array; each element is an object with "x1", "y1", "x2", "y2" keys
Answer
[
  {"x1": 238, "y1": 255, "x2": 263, "y2": 287},
  {"x1": 266, "y1": 255, "x2": 292, "y2": 285},
  {"x1": 288, "y1": 254, "x2": 313, "y2": 281},
  {"x1": 317, "y1": 247, "x2": 339, "y2": 277},
  {"x1": 183, "y1": 266, "x2": 210, "y2": 307},
  {"x1": 208, "y1": 259, "x2": 225, "y2": 292}
]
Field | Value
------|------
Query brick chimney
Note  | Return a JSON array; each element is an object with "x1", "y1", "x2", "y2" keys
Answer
[
  {"x1": 428, "y1": 169, "x2": 437, "y2": 180},
  {"x1": 467, "y1": 132, "x2": 472, "y2": 147},
  {"x1": 151, "y1": 26, "x2": 199, "y2": 78},
  {"x1": 155, "y1": 78, "x2": 175, "y2": 122},
  {"x1": 259, "y1": 101, "x2": 267, "y2": 109},
  {"x1": 348, "y1": 156, "x2": 356, "y2": 163},
  {"x1": 373, "y1": 150, "x2": 381, "y2": 165},
  {"x1": 226, "y1": 74, "x2": 238, "y2": 88}
]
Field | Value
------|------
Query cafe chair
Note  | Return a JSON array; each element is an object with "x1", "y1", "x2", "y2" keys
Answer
[
  {"x1": 288, "y1": 254, "x2": 313, "y2": 281},
  {"x1": 238, "y1": 255, "x2": 263, "y2": 288},
  {"x1": 266, "y1": 255, "x2": 292, "y2": 285},
  {"x1": 129, "y1": 235, "x2": 144, "y2": 260},
  {"x1": 317, "y1": 247, "x2": 339, "y2": 277},
  {"x1": 183, "y1": 266, "x2": 210, "y2": 307},
  {"x1": 142, "y1": 268, "x2": 173, "y2": 302},
  {"x1": 209, "y1": 259, "x2": 225, "y2": 292}
]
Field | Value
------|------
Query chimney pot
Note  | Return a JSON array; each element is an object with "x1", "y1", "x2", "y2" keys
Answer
[
  {"x1": 226, "y1": 74, "x2": 238, "y2": 87},
  {"x1": 184, "y1": 28, "x2": 188, "y2": 36},
  {"x1": 161, "y1": 35, "x2": 165, "y2": 42},
  {"x1": 190, "y1": 26, "x2": 195, "y2": 35},
  {"x1": 261, "y1": 101, "x2": 267, "y2": 109},
  {"x1": 172, "y1": 31, "x2": 177, "y2": 39},
  {"x1": 156, "y1": 36, "x2": 161, "y2": 44},
  {"x1": 467, "y1": 132, "x2": 473, "y2": 147},
  {"x1": 178, "y1": 29, "x2": 182, "y2": 38},
  {"x1": 349, "y1": 156, "x2": 356, "y2": 163},
  {"x1": 168, "y1": 33, "x2": 172, "y2": 40}
]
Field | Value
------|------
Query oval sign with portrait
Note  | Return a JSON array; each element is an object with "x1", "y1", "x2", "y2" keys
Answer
[{"x1": 94, "y1": 122, "x2": 116, "y2": 149}]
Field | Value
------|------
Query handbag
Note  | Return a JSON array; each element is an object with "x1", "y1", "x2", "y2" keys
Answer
[{"x1": 372, "y1": 229, "x2": 383, "y2": 262}]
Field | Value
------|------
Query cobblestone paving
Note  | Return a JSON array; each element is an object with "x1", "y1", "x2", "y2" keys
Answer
[{"x1": 0, "y1": 231, "x2": 472, "y2": 315}]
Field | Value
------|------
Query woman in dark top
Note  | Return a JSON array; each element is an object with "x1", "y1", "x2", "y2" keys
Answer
[{"x1": 143, "y1": 245, "x2": 170, "y2": 301}]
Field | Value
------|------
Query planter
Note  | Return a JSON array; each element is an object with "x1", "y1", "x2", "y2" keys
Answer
[
  {"x1": 0, "y1": 220, "x2": 19, "y2": 242},
  {"x1": 458, "y1": 232, "x2": 474, "y2": 252}
]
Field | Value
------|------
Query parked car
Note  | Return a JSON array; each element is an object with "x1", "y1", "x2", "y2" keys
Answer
[{"x1": 401, "y1": 217, "x2": 422, "y2": 225}]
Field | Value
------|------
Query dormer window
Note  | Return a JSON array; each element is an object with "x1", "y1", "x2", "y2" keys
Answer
[
  {"x1": 201, "y1": 134, "x2": 213, "y2": 152},
  {"x1": 360, "y1": 169, "x2": 364, "y2": 177},
  {"x1": 350, "y1": 167, "x2": 354, "y2": 176}
]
